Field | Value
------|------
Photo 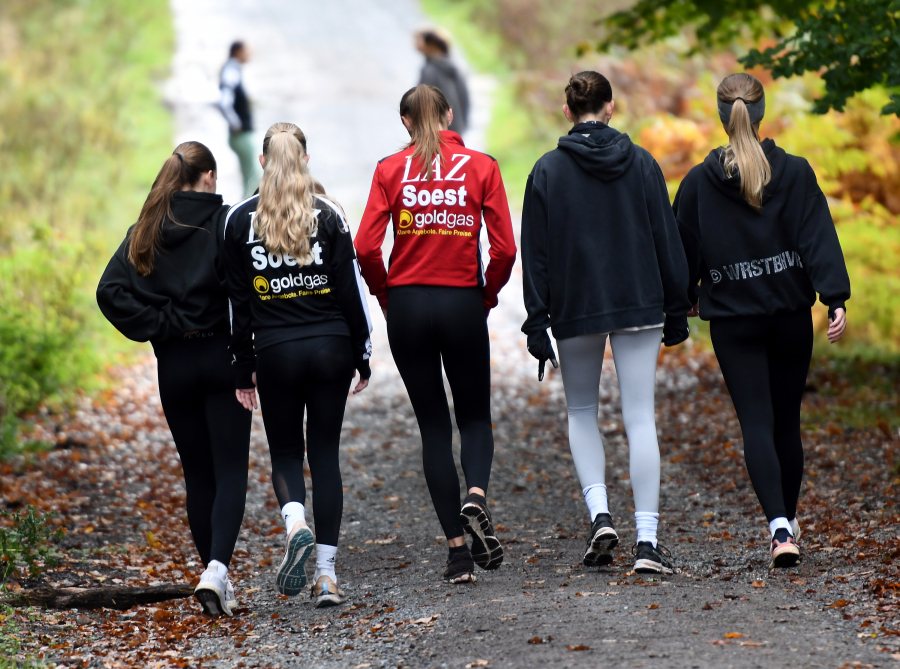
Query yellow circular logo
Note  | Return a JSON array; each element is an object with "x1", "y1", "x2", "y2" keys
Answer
[
  {"x1": 253, "y1": 276, "x2": 269, "y2": 293},
  {"x1": 398, "y1": 209, "x2": 413, "y2": 229}
]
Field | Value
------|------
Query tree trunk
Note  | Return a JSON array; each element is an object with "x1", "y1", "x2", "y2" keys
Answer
[{"x1": 0, "y1": 583, "x2": 195, "y2": 610}]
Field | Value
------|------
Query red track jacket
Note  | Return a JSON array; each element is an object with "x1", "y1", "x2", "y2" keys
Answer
[{"x1": 355, "y1": 131, "x2": 517, "y2": 311}]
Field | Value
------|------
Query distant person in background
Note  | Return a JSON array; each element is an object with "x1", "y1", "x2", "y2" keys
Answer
[
  {"x1": 219, "y1": 41, "x2": 259, "y2": 198},
  {"x1": 415, "y1": 29, "x2": 470, "y2": 136}
]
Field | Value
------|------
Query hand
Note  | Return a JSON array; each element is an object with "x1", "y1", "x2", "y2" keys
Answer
[
  {"x1": 352, "y1": 370, "x2": 369, "y2": 394},
  {"x1": 828, "y1": 307, "x2": 846, "y2": 343},
  {"x1": 526, "y1": 330, "x2": 558, "y2": 382},
  {"x1": 687, "y1": 302, "x2": 699, "y2": 317},
  {"x1": 235, "y1": 387, "x2": 258, "y2": 411}
]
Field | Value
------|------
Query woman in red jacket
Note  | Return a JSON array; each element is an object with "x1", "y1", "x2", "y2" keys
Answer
[{"x1": 356, "y1": 84, "x2": 517, "y2": 584}]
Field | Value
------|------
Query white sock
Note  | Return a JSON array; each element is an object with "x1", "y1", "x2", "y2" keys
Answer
[
  {"x1": 634, "y1": 511, "x2": 659, "y2": 547},
  {"x1": 769, "y1": 517, "x2": 793, "y2": 537},
  {"x1": 315, "y1": 544, "x2": 337, "y2": 582},
  {"x1": 583, "y1": 484, "x2": 609, "y2": 520},
  {"x1": 206, "y1": 559, "x2": 227, "y2": 578},
  {"x1": 281, "y1": 502, "x2": 306, "y2": 533}
]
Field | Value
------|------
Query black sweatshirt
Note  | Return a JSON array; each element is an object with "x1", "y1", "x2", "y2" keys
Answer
[
  {"x1": 223, "y1": 194, "x2": 372, "y2": 389},
  {"x1": 97, "y1": 191, "x2": 230, "y2": 344},
  {"x1": 522, "y1": 122, "x2": 692, "y2": 340},
  {"x1": 674, "y1": 139, "x2": 851, "y2": 320}
]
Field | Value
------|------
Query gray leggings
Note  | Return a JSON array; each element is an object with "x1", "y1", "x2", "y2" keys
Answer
[{"x1": 557, "y1": 328, "x2": 662, "y2": 513}]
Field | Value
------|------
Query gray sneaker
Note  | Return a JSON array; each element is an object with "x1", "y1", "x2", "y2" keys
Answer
[{"x1": 276, "y1": 524, "x2": 315, "y2": 596}]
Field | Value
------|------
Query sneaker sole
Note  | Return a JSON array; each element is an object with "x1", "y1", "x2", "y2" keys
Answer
[
  {"x1": 195, "y1": 585, "x2": 232, "y2": 617},
  {"x1": 276, "y1": 528, "x2": 315, "y2": 596},
  {"x1": 770, "y1": 546, "x2": 801, "y2": 569},
  {"x1": 315, "y1": 593, "x2": 348, "y2": 608},
  {"x1": 583, "y1": 528, "x2": 619, "y2": 567},
  {"x1": 460, "y1": 503, "x2": 503, "y2": 570},
  {"x1": 445, "y1": 571, "x2": 476, "y2": 584},
  {"x1": 634, "y1": 558, "x2": 673, "y2": 575}
]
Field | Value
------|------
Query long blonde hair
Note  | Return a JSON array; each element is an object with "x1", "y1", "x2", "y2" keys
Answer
[
  {"x1": 400, "y1": 85, "x2": 450, "y2": 181},
  {"x1": 254, "y1": 123, "x2": 319, "y2": 265},
  {"x1": 718, "y1": 73, "x2": 771, "y2": 211}
]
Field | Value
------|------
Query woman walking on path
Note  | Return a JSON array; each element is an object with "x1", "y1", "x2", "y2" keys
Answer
[
  {"x1": 223, "y1": 122, "x2": 372, "y2": 607},
  {"x1": 355, "y1": 84, "x2": 517, "y2": 584},
  {"x1": 97, "y1": 142, "x2": 252, "y2": 617},
  {"x1": 521, "y1": 72, "x2": 692, "y2": 574},
  {"x1": 674, "y1": 73, "x2": 850, "y2": 568}
]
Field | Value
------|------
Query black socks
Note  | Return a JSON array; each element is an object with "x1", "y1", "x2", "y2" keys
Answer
[{"x1": 448, "y1": 544, "x2": 470, "y2": 560}]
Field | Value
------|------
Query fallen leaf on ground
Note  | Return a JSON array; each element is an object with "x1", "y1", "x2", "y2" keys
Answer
[
  {"x1": 752, "y1": 580, "x2": 765, "y2": 588},
  {"x1": 567, "y1": 644, "x2": 589, "y2": 651},
  {"x1": 826, "y1": 600, "x2": 852, "y2": 608},
  {"x1": 724, "y1": 633, "x2": 743, "y2": 638},
  {"x1": 465, "y1": 661, "x2": 489, "y2": 668}
]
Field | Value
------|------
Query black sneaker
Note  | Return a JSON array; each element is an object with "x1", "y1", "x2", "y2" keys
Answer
[
  {"x1": 583, "y1": 513, "x2": 619, "y2": 567},
  {"x1": 632, "y1": 541, "x2": 674, "y2": 574},
  {"x1": 444, "y1": 546, "x2": 476, "y2": 584},
  {"x1": 459, "y1": 493, "x2": 503, "y2": 570}
]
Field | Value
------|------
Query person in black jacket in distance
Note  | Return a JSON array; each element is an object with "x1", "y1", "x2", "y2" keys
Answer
[
  {"x1": 96, "y1": 142, "x2": 251, "y2": 618},
  {"x1": 674, "y1": 73, "x2": 850, "y2": 569},
  {"x1": 521, "y1": 72, "x2": 691, "y2": 575},
  {"x1": 415, "y1": 29, "x2": 470, "y2": 136},
  {"x1": 224, "y1": 122, "x2": 372, "y2": 608}
]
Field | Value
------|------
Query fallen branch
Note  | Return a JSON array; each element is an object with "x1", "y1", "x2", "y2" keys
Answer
[{"x1": 0, "y1": 583, "x2": 195, "y2": 610}]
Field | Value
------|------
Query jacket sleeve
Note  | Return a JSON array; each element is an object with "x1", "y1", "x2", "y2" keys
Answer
[
  {"x1": 222, "y1": 211, "x2": 256, "y2": 389},
  {"x1": 324, "y1": 208, "x2": 373, "y2": 375},
  {"x1": 355, "y1": 163, "x2": 392, "y2": 309},
  {"x1": 645, "y1": 157, "x2": 691, "y2": 317},
  {"x1": 481, "y1": 159, "x2": 517, "y2": 311},
  {"x1": 520, "y1": 167, "x2": 552, "y2": 336},
  {"x1": 96, "y1": 241, "x2": 177, "y2": 343},
  {"x1": 672, "y1": 177, "x2": 703, "y2": 306},
  {"x1": 798, "y1": 163, "x2": 851, "y2": 316}
]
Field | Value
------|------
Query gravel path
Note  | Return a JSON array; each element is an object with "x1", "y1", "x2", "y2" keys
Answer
[{"x1": 4, "y1": 2, "x2": 896, "y2": 667}]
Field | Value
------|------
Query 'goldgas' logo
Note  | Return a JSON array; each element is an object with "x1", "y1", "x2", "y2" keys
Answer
[
  {"x1": 398, "y1": 209, "x2": 413, "y2": 229},
  {"x1": 253, "y1": 276, "x2": 269, "y2": 293}
]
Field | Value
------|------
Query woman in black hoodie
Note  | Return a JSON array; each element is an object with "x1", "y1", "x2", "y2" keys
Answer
[
  {"x1": 522, "y1": 72, "x2": 692, "y2": 574},
  {"x1": 97, "y1": 142, "x2": 251, "y2": 617},
  {"x1": 674, "y1": 73, "x2": 851, "y2": 568}
]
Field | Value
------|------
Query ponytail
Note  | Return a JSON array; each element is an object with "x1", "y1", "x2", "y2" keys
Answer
[
  {"x1": 129, "y1": 141, "x2": 216, "y2": 275},
  {"x1": 400, "y1": 84, "x2": 451, "y2": 181},
  {"x1": 254, "y1": 122, "x2": 319, "y2": 265},
  {"x1": 717, "y1": 73, "x2": 770, "y2": 211}
]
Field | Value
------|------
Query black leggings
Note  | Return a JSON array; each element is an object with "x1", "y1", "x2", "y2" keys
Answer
[
  {"x1": 710, "y1": 310, "x2": 813, "y2": 522},
  {"x1": 155, "y1": 330, "x2": 252, "y2": 567},
  {"x1": 387, "y1": 286, "x2": 494, "y2": 540},
  {"x1": 255, "y1": 336, "x2": 353, "y2": 547}
]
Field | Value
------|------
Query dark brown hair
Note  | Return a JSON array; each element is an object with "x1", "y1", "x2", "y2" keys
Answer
[
  {"x1": 129, "y1": 141, "x2": 216, "y2": 276},
  {"x1": 420, "y1": 30, "x2": 449, "y2": 55},
  {"x1": 565, "y1": 71, "x2": 613, "y2": 120},
  {"x1": 229, "y1": 41, "x2": 245, "y2": 57},
  {"x1": 400, "y1": 84, "x2": 450, "y2": 181}
]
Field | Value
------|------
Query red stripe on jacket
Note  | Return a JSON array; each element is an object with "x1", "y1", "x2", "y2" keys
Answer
[{"x1": 355, "y1": 131, "x2": 517, "y2": 311}]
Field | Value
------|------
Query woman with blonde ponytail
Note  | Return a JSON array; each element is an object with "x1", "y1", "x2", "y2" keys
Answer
[
  {"x1": 222, "y1": 122, "x2": 372, "y2": 608},
  {"x1": 356, "y1": 84, "x2": 517, "y2": 585},
  {"x1": 674, "y1": 73, "x2": 851, "y2": 569},
  {"x1": 97, "y1": 142, "x2": 252, "y2": 618}
]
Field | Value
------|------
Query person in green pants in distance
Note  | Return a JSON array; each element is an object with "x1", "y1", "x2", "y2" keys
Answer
[{"x1": 219, "y1": 41, "x2": 260, "y2": 198}]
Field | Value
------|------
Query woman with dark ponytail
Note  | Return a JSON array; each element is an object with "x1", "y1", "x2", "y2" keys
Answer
[
  {"x1": 97, "y1": 142, "x2": 252, "y2": 617},
  {"x1": 521, "y1": 72, "x2": 691, "y2": 574},
  {"x1": 674, "y1": 73, "x2": 851, "y2": 568},
  {"x1": 356, "y1": 84, "x2": 517, "y2": 584}
]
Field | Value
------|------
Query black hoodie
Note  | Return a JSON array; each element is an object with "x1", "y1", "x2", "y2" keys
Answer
[
  {"x1": 673, "y1": 139, "x2": 851, "y2": 320},
  {"x1": 97, "y1": 191, "x2": 230, "y2": 344},
  {"x1": 522, "y1": 122, "x2": 692, "y2": 340}
]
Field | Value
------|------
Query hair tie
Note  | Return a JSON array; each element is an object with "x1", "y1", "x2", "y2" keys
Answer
[
  {"x1": 173, "y1": 152, "x2": 185, "y2": 163},
  {"x1": 718, "y1": 94, "x2": 765, "y2": 125}
]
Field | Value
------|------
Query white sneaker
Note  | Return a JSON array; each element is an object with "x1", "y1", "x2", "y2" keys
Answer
[
  {"x1": 791, "y1": 519, "x2": 801, "y2": 543},
  {"x1": 225, "y1": 577, "x2": 237, "y2": 610},
  {"x1": 194, "y1": 564, "x2": 232, "y2": 617}
]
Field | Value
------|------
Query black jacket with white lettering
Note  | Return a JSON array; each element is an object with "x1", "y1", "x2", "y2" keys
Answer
[
  {"x1": 674, "y1": 139, "x2": 851, "y2": 320},
  {"x1": 223, "y1": 194, "x2": 373, "y2": 388},
  {"x1": 522, "y1": 122, "x2": 691, "y2": 341},
  {"x1": 97, "y1": 192, "x2": 230, "y2": 344}
]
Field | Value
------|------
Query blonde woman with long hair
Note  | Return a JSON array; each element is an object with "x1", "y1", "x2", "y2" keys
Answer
[
  {"x1": 223, "y1": 122, "x2": 372, "y2": 607},
  {"x1": 674, "y1": 73, "x2": 851, "y2": 568}
]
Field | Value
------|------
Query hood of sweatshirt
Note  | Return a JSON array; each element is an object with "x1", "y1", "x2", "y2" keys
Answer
[
  {"x1": 425, "y1": 55, "x2": 459, "y2": 77},
  {"x1": 701, "y1": 138, "x2": 787, "y2": 208},
  {"x1": 161, "y1": 191, "x2": 224, "y2": 248},
  {"x1": 556, "y1": 122, "x2": 637, "y2": 181}
]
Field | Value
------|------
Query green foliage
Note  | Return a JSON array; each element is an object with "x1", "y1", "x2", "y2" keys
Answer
[
  {"x1": 0, "y1": 0, "x2": 172, "y2": 452},
  {"x1": 597, "y1": 0, "x2": 810, "y2": 53},
  {"x1": 0, "y1": 506, "x2": 64, "y2": 579},
  {"x1": 743, "y1": 0, "x2": 900, "y2": 117}
]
